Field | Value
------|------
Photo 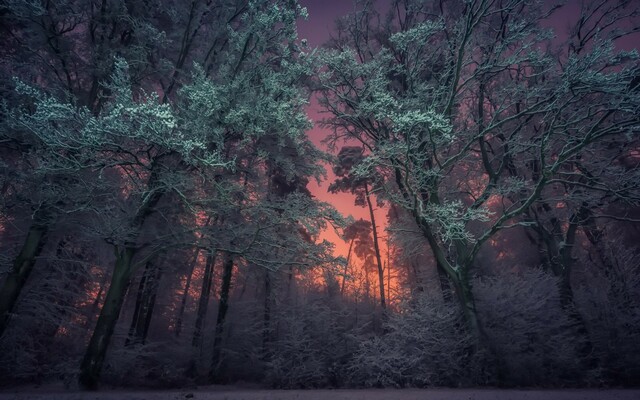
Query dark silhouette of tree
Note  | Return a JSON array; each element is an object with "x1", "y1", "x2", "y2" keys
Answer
[{"x1": 330, "y1": 146, "x2": 386, "y2": 309}]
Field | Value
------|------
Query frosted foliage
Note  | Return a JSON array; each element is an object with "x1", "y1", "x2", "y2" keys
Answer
[
  {"x1": 418, "y1": 201, "x2": 492, "y2": 244},
  {"x1": 317, "y1": 0, "x2": 640, "y2": 275},
  {"x1": 475, "y1": 269, "x2": 584, "y2": 385},
  {"x1": 265, "y1": 303, "x2": 355, "y2": 388},
  {"x1": 349, "y1": 295, "x2": 484, "y2": 387},
  {"x1": 8, "y1": 60, "x2": 228, "y2": 170}
]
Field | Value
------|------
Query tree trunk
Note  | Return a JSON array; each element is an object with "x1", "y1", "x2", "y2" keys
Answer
[
  {"x1": 125, "y1": 260, "x2": 149, "y2": 346},
  {"x1": 416, "y1": 215, "x2": 482, "y2": 341},
  {"x1": 79, "y1": 246, "x2": 135, "y2": 389},
  {"x1": 209, "y1": 253, "x2": 234, "y2": 382},
  {"x1": 262, "y1": 269, "x2": 272, "y2": 361},
  {"x1": 364, "y1": 183, "x2": 386, "y2": 309},
  {"x1": 192, "y1": 250, "x2": 216, "y2": 349},
  {"x1": 341, "y1": 238, "x2": 354, "y2": 295},
  {"x1": 527, "y1": 206, "x2": 596, "y2": 367},
  {"x1": 187, "y1": 250, "x2": 217, "y2": 378},
  {"x1": 175, "y1": 216, "x2": 211, "y2": 337},
  {"x1": 126, "y1": 257, "x2": 162, "y2": 346},
  {"x1": 450, "y1": 268, "x2": 481, "y2": 339},
  {"x1": 0, "y1": 218, "x2": 48, "y2": 338},
  {"x1": 175, "y1": 247, "x2": 201, "y2": 337},
  {"x1": 437, "y1": 265, "x2": 453, "y2": 302},
  {"x1": 85, "y1": 272, "x2": 109, "y2": 331}
]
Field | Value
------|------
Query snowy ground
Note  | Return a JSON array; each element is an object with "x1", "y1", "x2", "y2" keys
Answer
[{"x1": 1, "y1": 387, "x2": 640, "y2": 400}]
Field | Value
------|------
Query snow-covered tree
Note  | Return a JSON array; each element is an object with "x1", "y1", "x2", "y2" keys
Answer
[
  {"x1": 3, "y1": 0, "x2": 341, "y2": 388},
  {"x1": 316, "y1": 0, "x2": 640, "y2": 345}
]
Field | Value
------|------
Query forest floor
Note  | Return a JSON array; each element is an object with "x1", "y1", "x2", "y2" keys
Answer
[{"x1": 1, "y1": 385, "x2": 640, "y2": 400}]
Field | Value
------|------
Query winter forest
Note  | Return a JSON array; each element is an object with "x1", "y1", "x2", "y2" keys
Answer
[{"x1": 1, "y1": 0, "x2": 639, "y2": 394}]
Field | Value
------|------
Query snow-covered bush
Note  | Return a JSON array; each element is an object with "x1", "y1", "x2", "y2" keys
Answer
[
  {"x1": 102, "y1": 339, "x2": 191, "y2": 387},
  {"x1": 475, "y1": 269, "x2": 585, "y2": 386},
  {"x1": 265, "y1": 301, "x2": 356, "y2": 388},
  {"x1": 348, "y1": 294, "x2": 485, "y2": 387}
]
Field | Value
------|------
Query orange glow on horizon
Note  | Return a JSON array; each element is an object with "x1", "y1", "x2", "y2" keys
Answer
[{"x1": 306, "y1": 120, "x2": 403, "y2": 302}]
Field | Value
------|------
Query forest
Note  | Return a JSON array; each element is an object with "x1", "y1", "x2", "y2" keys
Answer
[{"x1": 0, "y1": 0, "x2": 639, "y2": 392}]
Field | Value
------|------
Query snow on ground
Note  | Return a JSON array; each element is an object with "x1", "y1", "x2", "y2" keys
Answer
[{"x1": 1, "y1": 387, "x2": 640, "y2": 400}]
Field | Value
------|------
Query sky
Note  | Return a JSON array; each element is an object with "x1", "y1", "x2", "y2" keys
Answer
[
  {"x1": 297, "y1": 0, "x2": 391, "y2": 260},
  {"x1": 294, "y1": 0, "x2": 640, "y2": 262}
]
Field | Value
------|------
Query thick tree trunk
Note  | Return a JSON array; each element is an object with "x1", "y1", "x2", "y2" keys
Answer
[
  {"x1": 364, "y1": 183, "x2": 386, "y2": 309},
  {"x1": 85, "y1": 272, "x2": 109, "y2": 330},
  {"x1": 0, "y1": 218, "x2": 48, "y2": 339},
  {"x1": 437, "y1": 266, "x2": 453, "y2": 302},
  {"x1": 209, "y1": 253, "x2": 234, "y2": 382},
  {"x1": 79, "y1": 246, "x2": 135, "y2": 389},
  {"x1": 79, "y1": 166, "x2": 163, "y2": 389},
  {"x1": 450, "y1": 269, "x2": 481, "y2": 338},
  {"x1": 416, "y1": 215, "x2": 482, "y2": 341}
]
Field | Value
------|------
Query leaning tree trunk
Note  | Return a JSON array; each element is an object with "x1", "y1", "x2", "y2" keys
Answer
[
  {"x1": 364, "y1": 182, "x2": 386, "y2": 309},
  {"x1": 209, "y1": 253, "x2": 234, "y2": 382},
  {"x1": 79, "y1": 169, "x2": 163, "y2": 389},
  {"x1": 79, "y1": 246, "x2": 135, "y2": 389},
  {"x1": 341, "y1": 238, "x2": 354, "y2": 295},
  {"x1": 0, "y1": 215, "x2": 49, "y2": 339}
]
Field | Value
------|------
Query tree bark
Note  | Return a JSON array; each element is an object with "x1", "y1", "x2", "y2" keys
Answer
[
  {"x1": 392, "y1": 164, "x2": 481, "y2": 339},
  {"x1": 79, "y1": 246, "x2": 135, "y2": 389},
  {"x1": 341, "y1": 238, "x2": 355, "y2": 295},
  {"x1": 174, "y1": 247, "x2": 202, "y2": 337},
  {"x1": 85, "y1": 272, "x2": 109, "y2": 331},
  {"x1": 0, "y1": 216, "x2": 49, "y2": 339},
  {"x1": 364, "y1": 183, "x2": 386, "y2": 309},
  {"x1": 79, "y1": 167, "x2": 163, "y2": 389},
  {"x1": 192, "y1": 250, "x2": 216, "y2": 349},
  {"x1": 262, "y1": 269, "x2": 272, "y2": 361},
  {"x1": 125, "y1": 257, "x2": 162, "y2": 346},
  {"x1": 437, "y1": 266, "x2": 453, "y2": 302},
  {"x1": 176, "y1": 215, "x2": 211, "y2": 337},
  {"x1": 416, "y1": 214, "x2": 482, "y2": 341},
  {"x1": 209, "y1": 253, "x2": 234, "y2": 382},
  {"x1": 125, "y1": 260, "x2": 149, "y2": 346},
  {"x1": 187, "y1": 250, "x2": 217, "y2": 378}
]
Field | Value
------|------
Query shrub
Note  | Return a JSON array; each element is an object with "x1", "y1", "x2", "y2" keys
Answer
[
  {"x1": 475, "y1": 269, "x2": 585, "y2": 386},
  {"x1": 348, "y1": 294, "x2": 484, "y2": 387}
]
